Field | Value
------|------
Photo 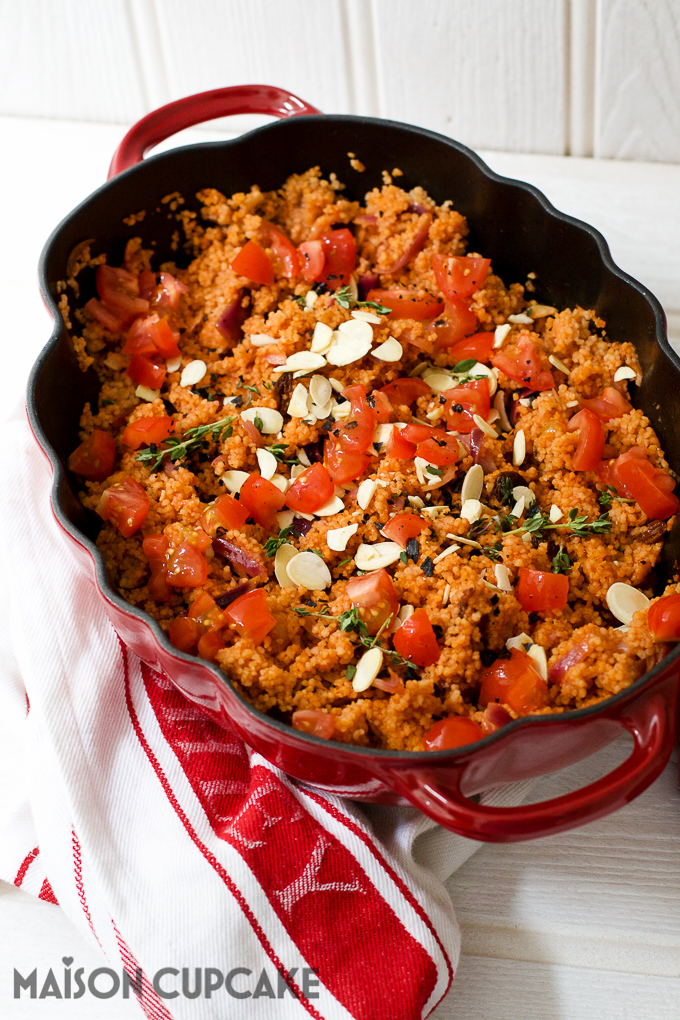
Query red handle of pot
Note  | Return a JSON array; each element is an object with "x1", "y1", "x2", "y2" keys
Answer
[
  {"x1": 108, "y1": 84, "x2": 321, "y2": 179},
  {"x1": 393, "y1": 692, "x2": 676, "y2": 842}
]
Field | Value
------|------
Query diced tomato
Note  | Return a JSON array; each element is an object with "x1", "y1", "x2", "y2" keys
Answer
[
  {"x1": 197, "y1": 630, "x2": 226, "y2": 663},
  {"x1": 127, "y1": 355, "x2": 166, "y2": 390},
  {"x1": 168, "y1": 617, "x2": 200, "y2": 653},
  {"x1": 366, "y1": 289, "x2": 444, "y2": 321},
  {"x1": 319, "y1": 228, "x2": 356, "y2": 290},
  {"x1": 432, "y1": 254, "x2": 491, "y2": 300},
  {"x1": 285, "y1": 463, "x2": 334, "y2": 514},
  {"x1": 239, "y1": 474, "x2": 286, "y2": 530},
  {"x1": 448, "y1": 331, "x2": 495, "y2": 363},
  {"x1": 150, "y1": 271, "x2": 188, "y2": 314},
  {"x1": 68, "y1": 429, "x2": 116, "y2": 481},
  {"x1": 199, "y1": 494, "x2": 249, "y2": 535},
  {"x1": 259, "y1": 223, "x2": 300, "y2": 278},
  {"x1": 142, "y1": 534, "x2": 172, "y2": 603},
  {"x1": 335, "y1": 385, "x2": 376, "y2": 455},
  {"x1": 292, "y1": 710, "x2": 336, "y2": 739},
  {"x1": 143, "y1": 534, "x2": 169, "y2": 565},
  {"x1": 370, "y1": 390, "x2": 394, "y2": 424},
  {"x1": 124, "y1": 315, "x2": 181, "y2": 360},
  {"x1": 298, "y1": 240, "x2": 325, "y2": 282},
  {"x1": 188, "y1": 590, "x2": 226, "y2": 632},
  {"x1": 423, "y1": 716, "x2": 484, "y2": 751},
  {"x1": 385, "y1": 426, "x2": 417, "y2": 460},
  {"x1": 479, "y1": 648, "x2": 549, "y2": 715},
  {"x1": 616, "y1": 452, "x2": 680, "y2": 520},
  {"x1": 442, "y1": 378, "x2": 490, "y2": 433},
  {"x1": 96, "y1": 265, "x2": 149, "y2": 318},
  {"x1": 401, "y1": 423, "x2": 460, "y2": 466},
  {"x1": 517, "y1": 568, "x2": 569, "y2": 613},
  {"x1": 138, "y1": 270, "x2": 157, "y2": 301},
  {"x1": 346, "y1": 569, "x2": 399, "y2": 637},
  {"x1": 491, "y1": 335, "x2": 554, "y2": 391},
  {"x1": 581, "y1": 386, "x2": 632, "y2": 421},
  {"x1": 122, "y1": 415, "x2": 175, "y2": 451},
  {"x1": 165, "y1": 537, "x2": 208, "y2": 588},
  {"x1": 379, "y1": 377, "x2": 431, "y2": 408},
  {"x1": 427, "y1": 298, "x2": 478, "y2": 348},
  {"x1": 231, "y1": 240, "x2": 275, "y2": 285},
  {"x1": 381, "y1": 514, "x2": 427, "y2": 549},
  {"x1": 648, "y1": 593, "x2": 680, "y2": 641},
  {"x1": 567, "y1": 408, "x2": 606, "y2": 471},
  {"x1": 325, "y1": 442, "x2": 370, "y2": 485},
  {"x1": 392, "y1": 608, "x2": 441, "y2": 667},
  {"x1": 223, "y1": 587, "x2": 276, "y2": 644},
  {"x1": 96, "y1": 477, "x2": 149, "y2": 537},
  {"x1": 85, "y1": 297, "x2": 129, "y2": 331}
]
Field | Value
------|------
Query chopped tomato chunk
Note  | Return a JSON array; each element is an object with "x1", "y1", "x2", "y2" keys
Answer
[
  {"x1": 479, "y1": 648, "x2": 549, "y2": 716},
  {"x1": 517, "y1": 568, "x2": 569, "y2": 612},
  {"x1": 199, "y1": 494, "x2": 249, "y2": 535},
  {"x1": 491, "y1": 335, "x2": 554, "y2": 391},
  {"x1": 260, "y1": 222, "x2": 300, "y2": 278},
  {"x1": 96, "y1": 477, "x2": 149, "y2": 537},
  {"x1": 127, "y1": 355, "x2": 166, "y2": 390},
  {"x1": 366, "y1": 289, "x2": 444, "y2": 320},
  {"x1": 68, "y1": 430, "x2": 116, "y2": 481},
  {"x1": 381, "y1": 514, "x2": 427, "y2": 549},
  {"x1": 581, "y1": 386, "x2": 632, "y2": 421},
  {"x1": 319, "y1": 228, "x2": 356, "y2": 289},
  {"x1": 392, "y1": 608, "x2": 441, "y2": 667},
  {"x1": 165, "y1": 538, "x2": 208, "y2": 588},
  {"x1": 423, "y1": 716, "x2": 484, "y2": 751},
  {"x1": 223, "y1": 588, "x2": 276, "y2": 645},
  {"x1": 333, "y1": 385, "x2": 376, "y2": 455},
  {"x1": 142, "y1": 534, "x2": 172, "y2": 603},
  {"x1": 346, "y1": 569, "x2": 399, "y2": 637},
  {"x1": 96, "y1": 264, "x2": 149, "y2": 318},
  {"x1": 124, "y1": 315, "x2": 181, "y2": 360},
  {"x1": 292, "y1": 710, "x2": 336, "y2": 739},
  {"x1": 285, "y1": 463, "x2": 334, "y2": 514},
  {"x1": 85, "y1": 297, "x2": 129, "y2": 331},
  {"x1": 648, "y1": 593, "x2": 680, "y2": 642},
  {"x1": 122, "y1": 415, "x2": 175, "y2": 451},
  {"x1": 168, "y1": 617, "x2": 200, "y2": 653},
  {"x1": 325, "y1": 443, "x2": 370, "y2": 484},
  {"x1": 150, "y1": 271, "x2": 188, "y2": 314},
  {"x1": 379, "y1": 377, "x2": 430, "y2": 408},
  {"x1": 401, "y1": 423, "x2": 460, "y2": 465},
  {"x1": 567, "y1": 408, "x2": 605, "y2": 471},
  {"x1": 442, "y1": 378, "x2": 490, "y2": 433},
  {"x1": 427, "y1": 298, "x2": 478, "y2": 348},
  {"x1": 298, "y1": 240, "x2": 325, "y2": 282},
  {"x1": 432, "y1": 254, "x2": 490, "y2": 300},
  {"x1": 231, "y1": 240, "x2": 275, "y2": 285},
  {"x1": 385, "y1": 426, "x2": 417, "y2": 460},
  {"x1": 447, "y1": 331, "x2": 495, "y2": 363},
  {"x1": 239, "y1": 474, "x2": 286, "y2": 530},
  {"x1": 616, "y1": 454, "x2": 679, "y2": 520},
  {"x1": 188, "y1": 591, "x2": 226, "y2": 632}
]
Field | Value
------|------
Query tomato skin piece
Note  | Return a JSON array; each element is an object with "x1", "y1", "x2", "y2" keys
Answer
[
  {"x1": 292, "y1": 710, "x2": 335, "y2": 739},
  {"x1": 392, "y1": 608, "x2": 441, "y2": 667},
  {"x1": 239, "y1": 474, "x2": 286, "y2": 531},
  {"x1": 432, "y1": 254, "x2": 491, "y2": 300},
  {"x1": 68, "y1": 429, "x2": 116, "y2": 481},
  {"x1": 142, "y1": 534, "x2": 172, "y2": 603},
  {"x1": 127, "y1": 355, "x2": 166, "y2": 390},
  {"x1": 423, "y1": 717, "x2": 484, "y2": 751},
  {"x1": 370, "y1": 390, "x2": 394, "y2": 424},
  {"x1": 615, "y1": 455, "x2": 679, "y2": 520},
  {"x1": 197, "y1": 631, "x2": 226, "y2": 663},
  {"x1": 96, "y1": 477, "x2": 149, "y2": 537},
  {"x1": 96, "y1": 264, "x2": 149, "y2": 317},
  {"x1": 231, "y1": 240, "x2": 275, "y2": 285},
  {"x1": 517, "y1": 568, "x2": 569, "y2": 613},
  {"x1": 199, "y1": 494, "x2": 249, "y2": 535},
  {"x1": 122, "y1": 415, "x2": 175, "y2": 451},
  {"x1": 401, "y1": 423, "x2": 460, "y2": 466},
  {"x1": 567, "y1": 408, "x2": 605, "y2": 471},
  {"x1": 150, "y1": 271, "x2": 188, "y2": 314},
  {"x1": 168, "y1": 617, "x2": 200, "y2": 653},
  {"x1": 367, "y1": 288, "x2": 444, "y2": 321},
  {"x1": 581, "y1": 386, "x2": 632, "y2": 421},
  {"x1": 325, "y1": 442, "x2": 371, "y2": 484},
  {"x1": 165, "y1": 539, "x2": 208, "y2": 588},
  {"x1": 379, "y1": 377, "x2": 431, "y2": 407},
  {"x1": 381, "y1": 514, "x2": 427, "y2": 549},
  {"x1": 319, "y1": 228, "x2": 356, "y2": 290},
  {"x1": 428, "y1": 298, "x2": 478, "y2": 348},
  {"x1": 346, "y1": 569, "x2": 399, "y2": 637},
  {"x1": 448, "y1": 331, "x2": 495, "y2": 363},
  {"x1": 223, "y1": 588, "x2": 276, "y2": 645},
  {"x1": 335, "y1": 385, "x2": 376, "y2": 455},
  {"x1": 385, "y1": 427, "x2": 417, "y2": 460},
  {"x1": 260, "y1": 222, "x2": 300, "y2": 277},
  {"x1": 298, "y1": 240, "x2": 325, "y2": 282},
  {"x1": 285, "y1": 463, "x2": 334, "y2": 514},
  {"x1": 479, "y1": 649, "x2": 549, "y2": 715},
  {"x1": 491, "y1": 335, "x2": 554, "y2": 391},
  {"x1": 85, "y1": 297, "x2": 129, "y2": 331},
  {"x1": 648, "y1": 593, "x2": 680, "y2": 641},
  {"x1": 442, "y1": 378, "x2": 490, "y2": 433},
  {"x1": 124, "y1": 315, "x2": 181, "y2": 360}
]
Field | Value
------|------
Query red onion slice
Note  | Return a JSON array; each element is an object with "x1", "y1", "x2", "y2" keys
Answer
[
  {"x1": 358, "y1": 274, "x2": 379, "y2": 300},
  {"x1": 214, "y1": 580, "x2": 252, "y2": 609},
  {"x1": 380, "y1": 215, "x2": 431, "y2": 275},
  {"x1": 212, "y1": 538, "x2": 264, "y2": 577},
  {"x1": 548, "y1": 637, "x2": 592, "y2": 683},
  {"x1": 216, "y1": 294, "x2": 246, "y2": 341}
]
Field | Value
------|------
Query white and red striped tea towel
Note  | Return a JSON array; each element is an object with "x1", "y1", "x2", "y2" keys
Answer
[{"x1": 0, "y1": 412, "x2": 532, "y2": 1019}]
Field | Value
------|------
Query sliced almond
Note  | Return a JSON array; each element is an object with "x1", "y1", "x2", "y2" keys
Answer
[
  {"x1": 274, "y1": 543, "x2": 298, "y2": 588},
  {"x1": 241, "y1": 406, "x2": 284, "y2": 434},
  {"x1": 326, "y1": 331, "x2": 373, "y2": 367},
  {"x1": 180, "y1": 359, "x2": 207, "y2": 387},
  {"x1": 290, "y1": 463, "x2": 307, "y2": 480},
  {"x1": 433, "y1": 544, "x2": 460, "y2": 564},
  {"x1": 256, "y1": 448, "x2": 278, "y2": 479},
  {"x1": 461, "y1": 499, "x2": 483, "y2": 523},
  {"x1": 527, "y1": 304, "x2": 558, "y2": 318},
  {"x1": 351, "y1": 308, "x2": 381, "y2": 324},
  {"x1": 222, "y1": 470, "x2": 249, "y2": 493},
  {"x1": 470, "y1": 363, "x2": 497, "y2": 395},
  {"x1": 521, "y1": 531, "x2": 533, "y2": 543},
  {"x1": 442, "y1": 583, "x2": 451, "y2": 605},
  {"x1": 135, "y1": 384, "x2": 160, "y2": 401},
  {"x1": 337, "y1": 317, "x2": 373, "y2": 345},
  {"x1": 313, "y1": 495, "x2": 345, "y2": 517},
  {"x1": 354, "y1": 542, "x2": 402, "y2": 571},
  {"x1": 393, "y1": 604, "x2": 415, "y2": 631},
  {"x1": 328, "y1": 377, "x2": 344, "y2": 393},
  {"x1": 528, "y1": 643, "x2": 548, "y2": 679},
  {"x1": 512, "y1": 485, "x2": 535, "y2": 505},
  {"x1": 287, "y1": 383, "x2": 310, "y2": 418},
  {"x1": 472, "y1": 414, "x2": 498, "y2": 439},
  {"x1": 250, "y1": 333, "x2": 276, "y2": 346},
  {"x1": 414, "y1": 457, "x2": 428, "y2": 485},
  {"x1": 277, "y1": 509, "x2": 296, "y2": 530},
  {"x1": 450, "y1": 534, "x2": 483, "y2": 549},
  {"x1": 269, "y1": 474, "x2": 289, "y2": 493},
  {"x1": 494, "y1": 324, "x2": 511, "y2": 348},
  {"x1": 461, "y1": 464, "x2": 484, "y2": 503},
  {"x1": 327, "y1": 523, "x2": 359, "y2": 551},
  {"x1": 310, "y1": 398, "x2": 333, "y2": 421},
  {"x1": 274, "y1": 351, "x2": 327, "y2": 373},
  {"x1": 374, "y1": 423, "x2": 395, "y2": 447},
  {"x1": 423, "y1": 370, "x2": 456, "y2": 393},
  {"x1": 493, "y1": 391, "x2": 512, "y2": 432},
  {"x1": 508, "y1": 312, "x2": 534, "y2": 324},
  {"x1": 494, "y1": 563, "x2": 512, "y2": 591},
  {"x1": 304, "y1": 290, "x2": 318, "y2": 309},
  {"x1": 408, "y1": 495, "x2": 425, "y2": 508},
  {"x1": 549, "y1": 504, "x2": 563, "y2": 523},
  {"x1": 310, "y1": 322, "x2": 334, "y2": 354},
  {"x1": 309, "y1": 374, "x2": 332, "y2": 407},
  {"x1": 352, "y1": 646, "x2": 383, "y2": 693},
  {"x1": 606, "y1": 583, "x2": 650, "y2": 625},
  {"x1": 331, "y1": 399, "x2": 352, "y2": 419},
  {"x1": 507, "y1": 632, "x2": 533, "y2": 652},
  {"x1": 166, "y1": 355, "x2": 182, "y2": 373},
  {"x1": 372, "y1": 337, "x2": 403, "y2": 362},
  {"x1": 357, "y1": 479, "x2": 377, "y2": 510},
  {"x1": 513, "y1": 429, "x2": 526, "y2": 467},
  {"x1": 297, "y1": 447, "x2": 311, "y2": 467},
  {"x1": 614, "y1": 366, "x2": 637, "y2": 383},
  {"x1": 285, "y1": 551, "x2": 332, "y2": 590},
  {"x1": 510, "y1": 495, "x2": 525, "y2": 518},
  {"x1": 548, "y1": 354, "x2": 570, "y2": 375}
]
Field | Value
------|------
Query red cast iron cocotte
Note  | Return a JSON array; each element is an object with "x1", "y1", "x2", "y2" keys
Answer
[{"x1": 29, "y1": 85, "x2": 680, "y2": 841}]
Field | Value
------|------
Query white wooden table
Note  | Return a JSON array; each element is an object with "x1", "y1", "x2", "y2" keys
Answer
[{"x1": 1, "y1": 115, "x2": 679, "y2": 1019}]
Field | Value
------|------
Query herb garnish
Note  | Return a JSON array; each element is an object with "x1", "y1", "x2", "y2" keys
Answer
[
  {"x1": 334, "y1": 285, "x2": 392, "y2": 315},
  {"x1": 263, "y1": 526, "x2": 293, "y2": 557},
  {"x1": 292, "y1": 605, "x2": 412, "y2": 667},
  {"x1": 135, "y1": 416, "x2": 235, "y2": 472},
  {"x1": 598, "y1": 484, "x2": 634, "y2": 509},
  {"x1": 504, "y1": 508, "x2": 613, "y2": 540},
  {"x1": 552, "y1": 544, "x2": 570, "y2": 574},
  {"x1": 266, "y1": 443, "x2": 299, "y2": 465}
]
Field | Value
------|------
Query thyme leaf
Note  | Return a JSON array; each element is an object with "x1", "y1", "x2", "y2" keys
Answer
[
  {"x1": 334, "y1": 285, "x2": 391, "y2": 315},
  {"x1": 263, "y1": 526, "x2": 293, "y2": 558},
  {"x1": 135, "y1": 416, "x2": 236, "y2": 472}
]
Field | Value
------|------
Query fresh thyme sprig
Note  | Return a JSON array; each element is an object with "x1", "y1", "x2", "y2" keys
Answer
[
  {"x1": 135, "y1": 416, "x2": 236, "y2": 472},
  {"x1": 266, "y1": 443, "x2": 299, "y2": 465},
  {"x1": 503, "y1": 507, "x2": 613, "y2": 540},
  {"x1": 263, "y1": 526, "x2": 293, "y2": 557},
  {"x1": 292, "y1": 605, "x2": 413, "y2": 668},
  {"x1": 552, "y1": 544, "x2": 570, "y2": 574},
  {"x1": 598, "y1": 484, "x2": 634, "y2": 509},
  {"x1": 334, "y1": 285, "x2": 392, "y2": 315}
]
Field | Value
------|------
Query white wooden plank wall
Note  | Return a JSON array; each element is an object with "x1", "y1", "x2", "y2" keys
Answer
[{"x1": 0, "y1": 0, "x2": 679, "y2": 162}]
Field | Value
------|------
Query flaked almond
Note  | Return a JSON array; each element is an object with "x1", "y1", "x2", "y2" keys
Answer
[
  {"x1": 372, "y1": 337, "x2": 403, "y2": 362},
  {"x1": 310, "y1": 321, "x2": 334, "y2": 354},
  {"x1": 297, "y1": 447, "x2": 312, "y2": 467},
  {"x1": 606, "y1": 582, "x2": 650, "y2": 625},
  {"x1": 287, "y1": 383, "x2": 310, "y2": 418},
  {"x1": 433, "y1": 544, "x2": 460, "y2": 564},
  {"x1": 290, "y1": 463, "x2": 306, "y2": 480},
  {"x1": 423, "y1": 370, "x2": 455, "y2": 393},
  {"x1": 304, "y1": 290, "x2": 318, "y2": 309},
  {"x1": 274, "y1": 543, "x2": 298, "y2": 588},
  {"x1": 351, "y1": 308, "x2": 381, "y2": 324},
  {"x1": 494, "y1": 323, "x2": 511, "y2": 347},
  {"x1": 510, "y1": 495, "x2": 525, "y2": 518},
  {"x1": 408, "y1": 495, "x2": 425, "y2": 508},
  {"x1": 513, "y1": 429, "x2": 526, "y2": 467},
  {"x1": 310, "y1": 374, "x2": 332, "y2": 407},
  {"x1": 357, "y1": 478, "x2": 377, "y2": 510},
  {"x1": 354, "y1": 542, "x2": 402, "y2": 571},
  {"x1": 461, "y1": 463, "x2": 484, "y2": 503},
  {"x1": 277, "y1": 509, "x2": 296, "y2": 530},
  {"x1": 508, "y1": 312, "x2": 534, "y2": 324},
  {"x1": 614, "y1": 366, "x2": 637, "y2": 382},
  {"x1": 374, "y1": 423, "x2": 395, "y2": 447},
  {"x1": 472, "y1": 414, "x2": 498, "y2": 438},
  {"x1": 328, "y1": 377, "x2": 344, "y2": 393},
  {"x1": 269, "y1": 474, "x2": 290, "y2": 493},
  {"x1": 180, "y1": 359, "x2": 207, "y2": 387},
  {"x1": 331, "y1": 400, "x2": 352, "y2": 419},
  {"x1": 512, "y1": 485, "x2": 535, "y2": 505},
  {"x1": 337, "y1": 317, "x2": 373, "y2": 345},
  {"x1": 549, "y1": 504, "x2": 563, "y2": 523},
  {"x1": 470, "y1": 363, "x2": 497, "y2": 395},
  {"x1": 166, "y1": 355, "x2": 182, "y2": 373},
  {"x1": 494, "y1": 563, "x2": 512, "y2": 591},
  {"x1": 310, "y1": 399, "x2": 333, "y2": 421},
  {"x1": 222, "y1": 470, "x2": 250, "y2": 493},
  {"x1": 393, "y1": 604, "x2": 415, "y2": 631},
  {"x1": 352, "y1": 646, "x2": 383, "y2": 693},
  {"x1": 250, "y1": 333, "x2": 275, "y2": 346},
  {"x1": 135, "y1": 384, "x2": 160, "y2": 401},
  {"x1": 527, "y1": 643, "x2": 548, "y2": 679},
  {"x1": 313, "y1": 495, "x2": 345, "y2": 517},
  {"x1": 326, "y1": 331, "x2": 373, "y2": 367},
  {"x1": 286, "y1": 550, "x2": 332, "y2": 590},
  {"x1": 327, "y1": 523, "x2": 359, "y2": 551},
  {"x1": 461, "y1": 499, "x2": 483, "y2": 523},
  {"x1": 548, "y1": 354, "x2": 570, "y2": 375},
  {"x1": 241, "y1": 406, "x2": 284, "y2": 434},
  {"x1": 256, "y1": 448, "x2": 278, "y2": 479},
  {"x1": 274, "y1": 351, "x2": 327, "y2": 373},
  {"x1": 506, "y1": 632, "x2": 533, "y2": 652},
  {"x1": 527, "y1": 304, "x2": 558, "y2": 318}
]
